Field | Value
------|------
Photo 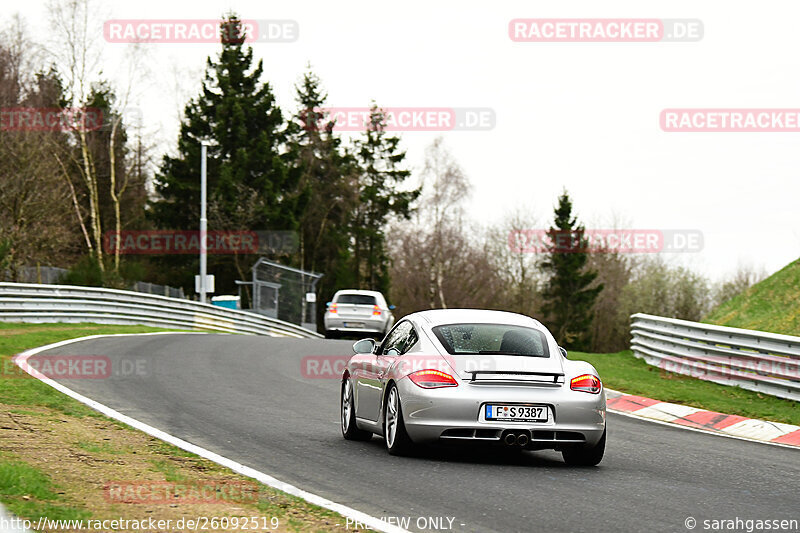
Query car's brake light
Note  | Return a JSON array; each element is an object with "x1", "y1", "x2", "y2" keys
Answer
[
  {"x1": 328, "y1": 303, "x2": 337, "y2": 314},
  {"x1": 372, "y1": 305, "x2": 381, "y2": 316},
  {"x1": 570, "y1": 374, "x2": 601, "y2": 394},
  {"x1": 408, "y1": 369, "x2": 458, "y2": 388}
]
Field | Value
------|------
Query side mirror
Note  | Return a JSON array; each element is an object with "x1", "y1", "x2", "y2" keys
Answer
[
  {"x1": 353, "y1": 338, "x2": 377, "y2": 355},
  {"x1": 389, "y1": 305, "x2": 396, "y2": 310},
  {"x1": 559, "y1": 347, "x2": 568, "y2": 359}
]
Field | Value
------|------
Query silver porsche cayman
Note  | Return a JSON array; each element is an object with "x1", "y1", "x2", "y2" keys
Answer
[{"x1": 340, "y1": 309, "x2": 606, "y2": 465}]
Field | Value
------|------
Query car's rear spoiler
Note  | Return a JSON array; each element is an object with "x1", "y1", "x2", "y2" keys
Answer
[{"x1": 467, "y1": 370, "x2": 565, "y2": 385}]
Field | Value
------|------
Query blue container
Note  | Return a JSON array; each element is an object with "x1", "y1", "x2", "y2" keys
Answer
[{"x1": 211, "y1": 296, "x2": 240, "y2": 310}]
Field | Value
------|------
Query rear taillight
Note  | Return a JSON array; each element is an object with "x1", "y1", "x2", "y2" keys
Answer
[
  {"x1": 408, "y1": 369, "x2": 458, "y2": 388},
  {"x1": 328, "y1": 303, "x2": 337, "y2": 314},
  {"x1": 372, "y1": 305, "x2": 381, "y2": 316},
  {"x1": 570, "y1": 374, "x2": 601, "y2": 394}
]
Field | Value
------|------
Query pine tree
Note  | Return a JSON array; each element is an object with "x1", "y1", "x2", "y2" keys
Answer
[
  {"x1": 541, "y1": 191, "x2": 602, "y2": 350},
  {"x1": 285, "y1": 68, "x2": 359, "y2": 323},
  {"x1": 352, "y1": 105, "x2": 420, "y2": 292},
  {"x1": 150, "y1": 15, "x2": 299, "y2": 293}
]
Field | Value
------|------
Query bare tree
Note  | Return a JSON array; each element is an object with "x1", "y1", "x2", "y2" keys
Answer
[
  {"x1": 107, "y1": 42, "x2": 150, "y2": 271},
  {"x1": 0, "y1": 25, "x2": 81, "y2": 278},
  {"x1": 617, "y1": 256, "x2": 712, "y2": 326},
  {"x1": 0, "y1": 14, "x2": 43, "y2": 103},
  {"x1": 583, "y1": 214, "x2": 636, "y2": 352},
  {"x1": 390, "y1": 221, "x2": 503, "y2": 314},
  {"x1": 388, "y1": 138, "x2": 504, "y2": 313},
  {"x1": 417, "y1": 137, "x2": 471, "y2": 308},
  {"x1": 486, "y1": 209, "x2": 543, "y2": 318},
  {"x1": 48, "y1": 0, "x2": 105, "y2": 269},
  {"x1": 0, "y1": 131, "x2": 79, "y2": 277},
  {"x1": 712, "y1": 264, "x2": 767, "y2": 307}
]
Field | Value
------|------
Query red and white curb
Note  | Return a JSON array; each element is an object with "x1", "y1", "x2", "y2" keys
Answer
[{"x1": 606, "y1": 389, "x2": 800, "y2": 448}]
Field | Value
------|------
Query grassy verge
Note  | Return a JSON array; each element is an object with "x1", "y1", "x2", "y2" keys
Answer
[
  {"x1": 0, "y1": 322, "x2": 369, "y2": 532},
  {"x1": 0, "y1": 323, "x2": 174, "y2": 417},
  {"x1": 704, "y1": 258, "x2": 800, "y2": 336},
  {"x1": 572, "y1": 350, "x2": 800, "y2": 426}
]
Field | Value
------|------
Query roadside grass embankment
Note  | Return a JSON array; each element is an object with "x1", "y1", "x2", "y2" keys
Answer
[{"x1": 0, "y1": 322, "x2": 370, "y2": 532}]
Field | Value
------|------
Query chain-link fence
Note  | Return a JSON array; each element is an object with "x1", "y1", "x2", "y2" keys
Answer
[
  {"x1": 14, "y1": 265, "x2": 68, "y2": 284},
  {"x1": 241, "y1": 258, "x2": 323, "y2": 331},
  {"x1": 130, "y1": 281, "x2": 186, "y2": 299}
]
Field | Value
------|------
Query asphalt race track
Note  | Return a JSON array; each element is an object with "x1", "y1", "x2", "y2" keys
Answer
[{"x1": 34, "y1": 334, "x2": 800, "y2": 533}]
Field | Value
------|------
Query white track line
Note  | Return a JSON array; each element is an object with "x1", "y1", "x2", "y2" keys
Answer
[{"x1": 12, "y1": 333, "x2": 410, "y2": 533}]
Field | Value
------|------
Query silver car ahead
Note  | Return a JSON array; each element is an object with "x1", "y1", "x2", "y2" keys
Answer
[
  {"x1": 340, "y1": 309, "x2": 606, "y2": 466},
  {"x1": 324, "y1": 289, "x2": 395, "y2": 339}
]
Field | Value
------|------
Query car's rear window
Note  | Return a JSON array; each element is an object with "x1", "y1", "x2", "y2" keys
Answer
[
  {"x1": 335, "y1": 294, "x2": 378, "y2": 305},
  {"x1": 432, "y1": 323, "x2": 549, "y2": 357}
]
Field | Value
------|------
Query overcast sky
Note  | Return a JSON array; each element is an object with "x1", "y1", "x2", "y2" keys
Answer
[{"x1": 7, "y1": 1, "x2": 800, "y2": 281}]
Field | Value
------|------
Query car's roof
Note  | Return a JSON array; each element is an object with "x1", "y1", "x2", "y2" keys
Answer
[
  {"x1": 334, "y1": 289, "x2": 384, "y2": 297},
  {"x1": 408, "y1": 309, "x2": 544, "y2": 329}
]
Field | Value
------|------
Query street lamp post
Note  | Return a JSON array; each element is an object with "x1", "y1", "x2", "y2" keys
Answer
[{"x1": 199, "y1": 140, "x2": 210, "y2": 303}]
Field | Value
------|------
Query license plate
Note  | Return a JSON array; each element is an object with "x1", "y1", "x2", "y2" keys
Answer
[
  {"x1": 485, "y1": 404, "x2": 548, "y2": 422},
  {"x1": 343, "y1": 322, "x2": 365, "y2": 328}
]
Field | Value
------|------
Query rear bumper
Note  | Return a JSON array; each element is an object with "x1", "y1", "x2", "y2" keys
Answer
[
  {"x1": 324, "y1": 316, "x2": 387, "y2": 334},
  {"x1": 408, "y1": 420, "x2": 605, "y2": 449},
  {"x1": 396, "y1": 378, "x2": 606, "y2": 449}
]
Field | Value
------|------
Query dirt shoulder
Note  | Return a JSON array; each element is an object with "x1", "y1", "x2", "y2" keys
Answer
[{"x1": 0, "y1": 323, "x2": 370, "y2": 532}]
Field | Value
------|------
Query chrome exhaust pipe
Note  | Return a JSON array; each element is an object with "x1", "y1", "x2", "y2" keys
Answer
[
  {"x1": 503, "y1": 433, "x2": 517, "y2": 446},
  {"x1": 517, "y1": 432, "x2": 530, "y2": 447}
]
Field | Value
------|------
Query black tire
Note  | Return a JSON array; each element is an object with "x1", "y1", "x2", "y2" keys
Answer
[
  {"x1": 325, "y1": 330, "x2": 338, "y2": 339},
  {"x1": 341, "y1": 378, "x2": 372, "y2": 441},
  {"x1": 384, "y1": 384, "x2": 414, "y2": 456},
  {"x1": 562, "y1": 428, "x2": 605, "y2": 466}
]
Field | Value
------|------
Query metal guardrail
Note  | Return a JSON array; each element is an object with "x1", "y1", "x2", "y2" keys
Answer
[
  {"x1": 0, "y1": 283, "x2": 322, "y2": 339},
  {"x1": 631, "y1": 313, "x2": 800, "y2": 401}
]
